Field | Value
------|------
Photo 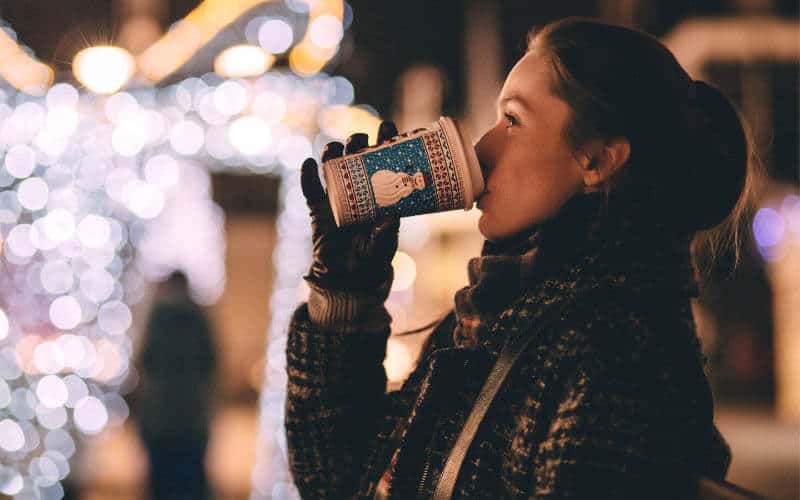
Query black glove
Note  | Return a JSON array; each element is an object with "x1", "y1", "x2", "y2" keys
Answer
[{"x1": 301, "y1": 121, "x2": 401, "y2": 292}]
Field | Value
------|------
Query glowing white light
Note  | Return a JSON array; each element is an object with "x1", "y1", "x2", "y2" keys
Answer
[
  {"x1": 112, "y1": 120, "x2": 148, "y2": 156},
  {"x1": 49, "y1": 296, "x2": 82, "y2": 330},
  {"x1": 391, "y1": 251, "x2": 417, "y2": 292},
  {"x1": 76, "y1": 215, "x2": 111, "y2": 248},
  {"x1": 97, "y1": 301, "x2": 132, "y2": 335},
  {"x1": 73, "y1": 46, "x2": 135, "y2": 94},
  {"x1": 309, "y1": 15, "x2": 344, "y2": 49},
  {"x1": 44, "y1": 106, "x2": 79, "y2": 136},
  {"x1": 0, "y1": 469, "x2": 23, "y2": 495},
  {"x1": 169, "y1": 119, "x2": 205, "y2": 155},
  {"x1": 4, "y1": 144, "x2": 37, "y2": 178},
  {"x1": 40, "y1": 260, "x2": 74, "y2": 295},
  {"x1": 17, "y1": 177, "x2": 49, "y2": 211},
  {"x1": 104, "y1": 167, "x2": 137, "y2": 203},
  {"x1": 0, "y1": 309, "x2": 8, "y2": 341},
  {"x1": 125, "y1": 181, "x2": 165, "y2": 219},
  {"x1": 143, "y1": 154, "x2": 180, "y2": 190},
  {"x1": 55, "y1": 337, "x2": 83, "y2": 372},
  {"x1": 37, "y1": 405, "x2": 69, "y2": 431},
  {"x1": 75, "y1": 157, "x2": 110, "y2": 191},
  {"x1": 46, "y1": 83, "x2": 79, "y2": 109},
  {"x1": 79, "y1": 268, "x2": 114, "y2": 303},
  {"x1": 213, "y1": 81, "x2": 249, "y2": 116},
  {"x1": 6, "y1": 224, "x2": 36, "y2": 258},
  {"x1": 73, "y1": 396, "x2": 108, "y2": 435},
  {"x1": 205, "y1": 126, "x2": 235, "y2": 160},
  {"x1": 278, "y1": 135, "x2": 312, "y2": 170},
  {"x1": 252, "y1": 91, "x2": 287, "y2": 124},
  {"x1": 229, "y1": 116, "x2": 272, "y2": 155},
  {"x1": 198, "y1": 92, "x2": 228, "y2": 125},
  {"x1": 104, "y1": 92, "x2": 139, "y2": 123},
  {"x1": 259, "y1": 19, "x2": 294, "y2": 54},
  {"x1": 36, "y1": 376, "x2": 68, "y2": 409},
  {"x1": 0, "y1": 419, "x2": 25, "y2": 451},
  {"x1": 62, "y1": 376, "x2": 88, "y2": 410},
  {"x1": 3, "y1": 102, "x2": 45, "y2": 144},
  {"x1": 329, "y1": 76, "x2": 355, "y2": 105},
  {"x1": 214, "y1": 45, "x2": 275, "y2": 78},
  {"x1": 144, "y1": 110, "x2": 167, "y2": 144},
  {"x1": 33, "y1": 341, "x2": 65, "y2": 375},
  {"x1": 30, "y1": 218, "x2": 58, "y2": 251},
  {"x1": 43, "y1": 209, "x2": 76, "y2": 243}
]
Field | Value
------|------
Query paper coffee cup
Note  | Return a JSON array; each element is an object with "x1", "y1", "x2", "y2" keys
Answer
[{"x1": 322, "y1": 117, "x2": 484, "y2": 227}]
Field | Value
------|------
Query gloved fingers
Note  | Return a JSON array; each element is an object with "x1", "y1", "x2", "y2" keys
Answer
[
  {"x1": 300, "y1": 158, "x2": 325, "y2": 207},
  {"x1": 301, "y1": 157, "x2": 337, "y2": 235},
  {"x1": 377, "y1": 121, "x2": 398, "y2": 145},
  {"x1": 322, "y1": 141, "x2": 345, "y2": 162},
  {"x1": 375, "y1": 215, "x2": 400, "y2": 238},
  {"x1": 361, "y1": 216, "x2": 400, "y2": 261},
  {"x1": 345, "y1": 133, "x2": 369, "y2": 154}
]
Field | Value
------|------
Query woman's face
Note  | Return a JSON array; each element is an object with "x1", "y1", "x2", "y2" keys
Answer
[{"x1": 475, "y1": 51, "x2": 586, "y2": 242}]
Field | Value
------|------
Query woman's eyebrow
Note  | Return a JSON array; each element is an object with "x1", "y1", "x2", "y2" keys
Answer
[{"x1": 497, "y1": 94, "x2": 530, "y2": 111}]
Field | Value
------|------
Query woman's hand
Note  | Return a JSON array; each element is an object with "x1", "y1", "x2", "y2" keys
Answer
[{"x1": 301, "y1": 121, "x2": 401, "y2": 292}]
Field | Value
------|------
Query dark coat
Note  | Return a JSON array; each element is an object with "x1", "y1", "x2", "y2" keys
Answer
[
  {"x1": 285, "y1": 198, "x2": 732, "y2": 499},
  {"x1": 285, "y1": 283, "x2": 730, "y2": 498}
]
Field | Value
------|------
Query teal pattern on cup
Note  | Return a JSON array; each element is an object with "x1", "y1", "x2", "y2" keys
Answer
[{"x1": 323, "y1": 117, "x2": 484, "y2": 227}]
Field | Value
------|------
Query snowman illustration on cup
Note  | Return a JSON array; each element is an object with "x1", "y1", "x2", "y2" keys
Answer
[{"x1": 370, "y1": 166, "x2": 431, "y2": 207}]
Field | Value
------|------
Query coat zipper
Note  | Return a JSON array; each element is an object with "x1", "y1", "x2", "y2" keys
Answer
[{"x1": 415, "y1": 357, "x2": 473, "y2": 498}]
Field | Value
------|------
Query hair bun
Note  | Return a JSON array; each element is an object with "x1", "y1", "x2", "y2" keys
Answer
[{"x1": 681, "y1": 80, "x2": 748, "y2": 232}]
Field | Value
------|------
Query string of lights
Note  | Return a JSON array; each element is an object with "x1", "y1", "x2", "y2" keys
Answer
[{"x1": 0, "y1": 1, "x2": 382, "y2": 498}]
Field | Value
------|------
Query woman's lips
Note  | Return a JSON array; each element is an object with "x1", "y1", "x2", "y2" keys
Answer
[{"x1": 477, "y1": 191, "x2": 489, "y2": 209}]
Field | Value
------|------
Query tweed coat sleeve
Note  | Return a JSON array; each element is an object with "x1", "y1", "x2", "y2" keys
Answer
[
  {"x1": 285, "y1": 302, "x2": 455, "y2": 499},
  {"x1": 531, "y1": 304, "x2": 726, "y2": 499}
]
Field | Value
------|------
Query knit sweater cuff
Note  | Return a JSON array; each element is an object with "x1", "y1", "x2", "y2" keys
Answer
[{"x1": 305, "y1": 277, "x2": 393, "y2": 334}]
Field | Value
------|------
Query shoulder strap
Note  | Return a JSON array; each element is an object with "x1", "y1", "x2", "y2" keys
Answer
[{"x1": 432, "y1": 332, "x2": 535, "y2": 499}]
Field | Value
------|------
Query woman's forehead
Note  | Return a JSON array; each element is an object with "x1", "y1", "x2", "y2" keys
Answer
[{"x1": 500, "y1": 53, "x2": 555, "y2": 106}]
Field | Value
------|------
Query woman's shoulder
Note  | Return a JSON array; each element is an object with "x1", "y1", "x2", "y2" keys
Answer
[{"x1": 516, "y1": 280, "x2": 689, "y2": 361}]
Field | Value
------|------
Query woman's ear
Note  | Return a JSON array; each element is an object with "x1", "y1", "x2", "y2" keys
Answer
[{"x1": 580, "y1": 137, "x2": 630, "y2": 191}]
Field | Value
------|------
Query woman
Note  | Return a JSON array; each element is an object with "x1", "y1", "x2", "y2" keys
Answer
[{"x1": 285, "y1": 18, "x2": 751, "y2": 499}]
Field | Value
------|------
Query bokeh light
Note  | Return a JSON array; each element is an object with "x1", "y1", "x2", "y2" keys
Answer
[
  {"x1": 0, "y1": 308, "x2": 8, "y2": 341},
  {"x1": 259, "y1": 19, "x2": 294, "y2": 54},
  {"x1": 0, "y1": 418, "x2": 25, "y2": 451},
  {"x1": 17, "y1": 177, "x2": 49, "y2": 210},
  {"x1": 0, "y1": 3, "x2": 360, "y2": 497},
  {"x1": 229, "y1": 115, "x2": 271, "y2": 155},
  {"x1": 309, "y1": 15, "x2": 344, "y2": 49},
  {"x1": 73, "y1": 396, "x2": 108, "y2": 435},
  {"x1": 214, "y1": 45, "x2": 275, "y2": 78},
  {"x1": 73, "y1": 46, "x2": 135, "y2": 94}
]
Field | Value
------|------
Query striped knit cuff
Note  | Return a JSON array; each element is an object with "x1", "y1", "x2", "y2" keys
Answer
[{"x1": 305, "y1": 277, "x2": 393, "y2": 334}]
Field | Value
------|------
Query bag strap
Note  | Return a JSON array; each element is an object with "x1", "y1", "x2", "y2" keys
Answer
[
  {"x1": 432, "y1": 332, "x2": 535, "y2": 499},
  {"x1": 430, "y1": 331, "x2": 769, "y2": 500}
]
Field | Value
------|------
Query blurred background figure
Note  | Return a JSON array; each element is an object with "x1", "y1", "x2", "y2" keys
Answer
[{"x1": 135, "y1": 271, "x2": 216, "y2": 500}]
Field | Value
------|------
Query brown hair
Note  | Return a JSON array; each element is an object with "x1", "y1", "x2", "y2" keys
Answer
[{"x1": 527, "y1": 18, "x2": 759, "y2": 272}]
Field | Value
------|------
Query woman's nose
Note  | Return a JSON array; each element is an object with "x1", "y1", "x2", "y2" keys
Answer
[{"x1": 474, "y1": 130, "x2": 494, "y2": 179}]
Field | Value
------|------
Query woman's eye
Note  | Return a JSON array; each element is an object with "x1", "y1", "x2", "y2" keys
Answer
[{"x1": 504, "y1": 113, "x2": 518, "y2": 128}]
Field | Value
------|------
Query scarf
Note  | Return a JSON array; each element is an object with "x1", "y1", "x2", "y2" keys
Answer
[{"x1": 452, "y1": 193, "x2": 699, "y2": 352}]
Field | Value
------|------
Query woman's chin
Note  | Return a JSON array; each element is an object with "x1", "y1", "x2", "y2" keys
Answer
[{"x1": 477, "y1": 213, "x2": 499, "y2": 241}]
